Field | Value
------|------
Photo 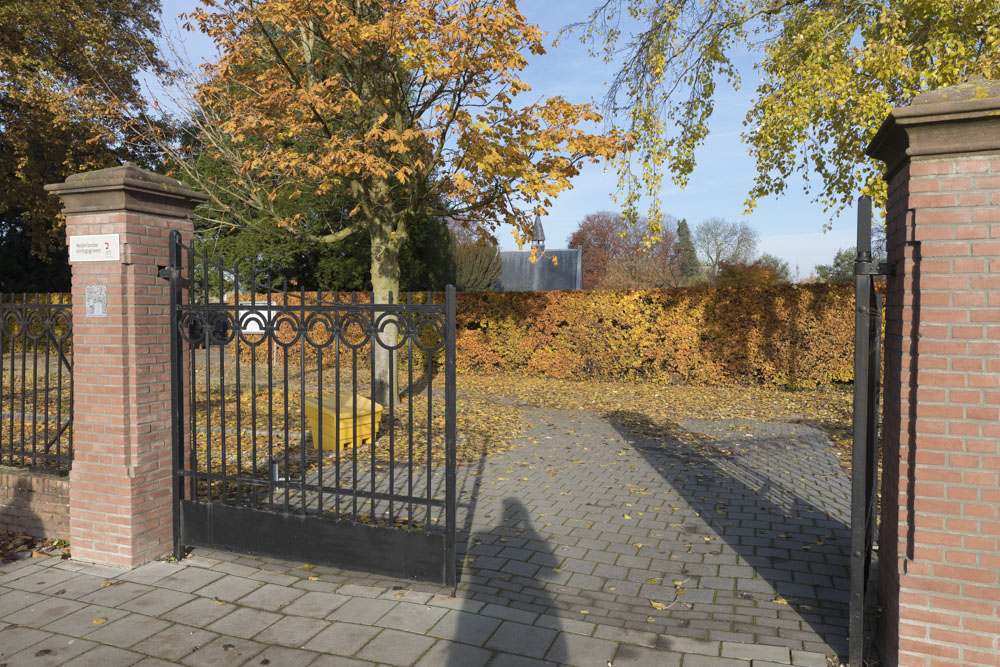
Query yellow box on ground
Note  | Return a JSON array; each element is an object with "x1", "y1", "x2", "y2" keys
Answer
[{"x1": 303, "y1": 394, "x2": 384, "y2": 451}]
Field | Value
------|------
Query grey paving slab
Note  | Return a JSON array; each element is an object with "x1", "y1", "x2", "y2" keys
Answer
[
  {"x1": 543, "y1": 632, "x2": 618, "y2": 666},
  {"x1": 77, "y1": 582, "x2": 153, "y2": 607},
  {"x1": 118, "y1": 588, "x2": 195, "y2": 616},
  {"x1": 303, "y1": 621, "x2": 382, "y2": 656},
  {"x1": 194, "y1": 574, "x2": 263, "y2": 602},
  {"x1": 375, "y1": 601, "x2": 448, "y2": 634},
  {"x1": 4, "y1": 632, "x2": 96, "y2": 666},
  {"x1": 152, "y1": 566, "x2": 226, "y2": 593},
  {"x1": 60, "y1": 644, "x2": 144, "y2": 667},
  {"x1": 355, "y1": 628, "x2": 436, "y2": 666},
  {"x1": 253, "y1": 614, "x2": 330, "y2": 647},
  {"x1": 253, "y1": 644, "x2": 322, "y2": 666},
  {"x1": 161, "y1": 596, "x2": 236, "y2": 626},
  {"x1": 614, "y1": 644, "x2": 683, "y2": 667},
  {"x1": 0, "y1": 624, "x2": 53, "y2": 658},
  {"x1": 0, "y1": 588, "x2": 47, "y2": 616},
  {"x1": 207, "y1": 606, "x2": 282, "y2": 639},
  {"x1": 283, "y1": 590, "x2": 351, "y2": 618},
  {"x1": 427, "y1": 608, "x2": 501, "y2": 646},
  {"x1": 179, "y1": 634, "x2": 265, "y2": 667},
  {"x1": 130, "y1": 625, "x2": 218, "y2": 661},
  {"x1": 414, "y1": 639, "x2": 492, "y2": 667},
  {"x1": 84, "y1": 612, "x2": 171, "y2": 648},
  {"x1": 4, "y1": 565, "x2": 79, "y2": 592},
  {"x1": 485, "y1": 621, "x2": 558, "y2": 659},
  {"x1": 326, "y1": 596, "x2": 397, "y2": 624},
  {"x1": 40, "y1": 605, "x2": 130, "y2": 637},
  {"x1": 114, "y1": 561, "x2": 184, "y2": 585},
  {"x1": 239, "y1": 582, "x2": 307, "y2": 611},
  {"x1": 682, "y1": 655, "x2": 751, "y2": 667}
]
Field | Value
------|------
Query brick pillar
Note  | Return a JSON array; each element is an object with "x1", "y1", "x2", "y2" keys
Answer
[
  {"x1": 867, "y1": 80, "x2": 1000, "y2": 666},
  {"x1": 45, "y1": 164, "x2": 206, "y2": 568}
]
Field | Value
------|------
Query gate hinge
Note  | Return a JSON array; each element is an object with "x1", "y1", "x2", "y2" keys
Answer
[
  {"x1": 855, "y1": 261, "x2": 894, "y2": 277},
  {"x1": 158, "y1": 266, "x2": 190, "y2": 288}
]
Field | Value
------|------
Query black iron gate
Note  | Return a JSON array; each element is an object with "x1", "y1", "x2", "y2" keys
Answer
[
  {"x1": 849, "y1": 195, "x2": 889, "y2": 665},
  {"x1": 164, "y1": 231, "x2": 457, "y2": 586}
]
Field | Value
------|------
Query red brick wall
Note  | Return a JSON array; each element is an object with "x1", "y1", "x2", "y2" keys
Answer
[
  {"x1": 880, "y1": 154, "x2": 1000, "y2": 667},
  {"x1": 66, "y1": 210, "x2": 192, "y2": 568},
  {"x1": 0, "y1": 468, "x2": 69, "y2": 539}
]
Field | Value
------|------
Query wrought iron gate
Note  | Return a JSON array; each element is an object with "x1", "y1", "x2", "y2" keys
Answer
[
  {"x1": 164, "y1": 231, "x2": 457, "y2": 586},
  {"x1": 849, "y1": 195, "x2": 889, "y2": 665}
]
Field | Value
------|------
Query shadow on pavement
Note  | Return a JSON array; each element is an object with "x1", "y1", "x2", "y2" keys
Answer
[{"x1": 607, "y1": 409, "x2": 850, "y2": 656}]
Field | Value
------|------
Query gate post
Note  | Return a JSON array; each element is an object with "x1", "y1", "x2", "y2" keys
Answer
[
  {"x1": 46, "y1": 165, "x2": 206, "y2": 568},
  {"x1": 867, "y1": 80, "x2": 1000, "y2": 666}
]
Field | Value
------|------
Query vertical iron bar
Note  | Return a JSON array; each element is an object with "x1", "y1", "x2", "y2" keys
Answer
[
  {"x1": 369, "y1": 293, "x2": 376, "y2": 524},
  {"x1": 445, "y1": 285, "x2": 457, "y2": 588},
  {"x1": 425, "y1": 292, "x2": 433, "y2": 524},
  {"x1": 388, "y1": 292, "x2": 395, "y2": 525},
  {"x1": 300, "y1": 285, "x2": 307, "y2": 515},
  {"x1": 42, "y1": 299, "x2": 50, "y2": 467},
  {"x1": 282, "y1": 279, "x2": 290, "y2": 513},
  {"x1": 407, "y1": 293, "x2": 414, "y2": 527},
  {"x1": 203, "y1": 249, "x2": 212, "y2": 503},
  {"x1": 316, "y1": 288, "x2": 325, "y2": 516},
  {"x1": 250, "y1": 271, "x2": 259, "y2": 508},
  {"x1": 30, "y1": 293, "x2": 39, "y2": 466},
  {"x1": 266, "y1": 276, "x2": 274, "y2": 511},
  {"x1": 234, "y1": 270, "x2": 243, "y2": 507},
  {"x1": 168, "y1": 231, "x2": 185, "y2": 559},
  {"x1": 218, "y1": 258, "x2": 227, "y2": 503},
  {"x1": 850, "y1": 195, "x2": 873, "y2": 667}
]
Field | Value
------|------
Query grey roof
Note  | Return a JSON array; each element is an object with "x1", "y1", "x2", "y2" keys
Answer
[{"x1": 496, "y1": 248, "x2": 581, "y2": 291}]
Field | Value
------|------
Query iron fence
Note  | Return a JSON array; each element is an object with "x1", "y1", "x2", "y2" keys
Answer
[
  {"x1": 168, "y1": 232, "x2": 457, "y2": 584},
  {"x1": 0, "y1": 293, "x2": 73, "y2": 473}
]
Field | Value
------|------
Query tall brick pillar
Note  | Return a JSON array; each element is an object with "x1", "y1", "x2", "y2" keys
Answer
[
  {"x1": 867, "y1": 80, "x2": 1000, "y2": 666},
  {"x1": 46, "y1": 164, "x2": 206, "y2": 568}
]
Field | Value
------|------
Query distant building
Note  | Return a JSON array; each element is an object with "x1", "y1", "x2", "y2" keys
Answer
[{"x1": 495, "y1": 216, "x2": 582, "y2": 291}]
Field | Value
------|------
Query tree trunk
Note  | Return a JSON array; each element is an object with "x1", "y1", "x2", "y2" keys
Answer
[{"x1": 370, "y1": 235, "x2": 400, "y2": 406}]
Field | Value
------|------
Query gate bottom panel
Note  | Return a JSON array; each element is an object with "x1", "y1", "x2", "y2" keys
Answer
[{"x1": 179, "y1": 500, "x2": 448, "y2": 583}]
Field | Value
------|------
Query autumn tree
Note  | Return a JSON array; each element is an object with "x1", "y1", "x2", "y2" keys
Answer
[
  {"x1": 0, "y1": 0, "x2": 168, "y2": 289},
  {"x1": 693, "y1": 218, "x2": 759, "y2": 279},
  {"x1": 814, "y1": 248, "x2": 857, "y2": 284},
  {"x1": 567, "y1": 211, "x2": 629, "y2": 289},
  {"x1": 578, "y1": 1, "x2": 1000, "y2": 224},
  {"x1": 182, "y1": 0, "x2": 623, "y2": 402}
]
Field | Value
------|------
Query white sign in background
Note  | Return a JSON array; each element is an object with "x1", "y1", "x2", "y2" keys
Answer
[{"x1": 69, "y1": 234, "x2": 120, "y2": 262}]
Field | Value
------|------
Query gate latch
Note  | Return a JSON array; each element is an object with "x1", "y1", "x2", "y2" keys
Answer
[{"x1": 158, "y1": 266, "x2": 190, "y2": 288}]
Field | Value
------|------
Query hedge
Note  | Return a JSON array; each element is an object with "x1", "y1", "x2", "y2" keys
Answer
[
  {"x1": 454, "y1": 285, "x2": 858, "y2": 388},
  {"x1": 225, "y1": 285, "x2": 859, "y2": 388}
]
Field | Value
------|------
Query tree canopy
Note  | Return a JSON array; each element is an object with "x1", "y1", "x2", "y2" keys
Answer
[
  {"x1": 0, "y1": 0, "x2": 168, "y2": 289},
  {"x1": 580, "y1": 0, "x2": 1000, "y2": 226}
]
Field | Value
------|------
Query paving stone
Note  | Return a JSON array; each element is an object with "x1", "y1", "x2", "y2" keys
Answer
[
  {"x1": 682, "y1": 655, "x2": 751, "y2": 667},
  {"x1": 131, "y1": 625, "x2": 218, "y2": 661},
  {"x1": 790, "y1": 650, "x2": 829, "y2": 667},
  {"x1": 4, "y1": 566, "x2": 79, "y2": 592},
  {"x1": 85, "y1": 612, "x2": 171, "y2": 647},
  {"x1": 78, "y1": 582, "x2": 154, "y2": 607},
  {"x1": 239, "y1": 582, "x2": 306, "y2": 611},
  {"x1": 40, "y1": 574, "x2": 109, "y2": 600},
  {"x1": 115, "y1": 561, "x2": 184, "y2": 585},
  {"x1": 40, "y1": 604, "x2": 130, "y2": 637},
  {"x1": 180, "y1": 634, "x2": 264, "y2": 667},
  {"x1": 485, "y1": 653, "x2": 556, "y2": 667},
  {"x1": 119, "y1": 588, "x2": 195, "y2": 616},
  {"x1": 253, "y1": 644, "x2": 322, "y2": 666},
  {"x1": 61, "y1": 644, "x2": 144, "y2": 667},
  {"x1": 131, "y1": 658, "x2": 180, "y2": 667},
  {"x1": 414, "y1": 639, "x2": 491, "y2": 667},
  {"x1": 613, "y1": 644, "x2": 682, "y2": 667},
  {"x1": 3, "y1": 596, "x2": 86, "y2": 627},
  {"x1": 307, "y1": 655, "x2": 376, "y2": 667},
  {"x1": 6, "y1": 633, "x2": 94, "y2": 665},
  {"x1": 0, "y1": 624, "x2": 52, "y2": 658},
  {"x1": 303, "y1": 621, "x2": 382, "y2": 656},
  {"x1": 479, "y1": 602, "x2": 537, "y2": 624},
  {"x1": 213, "y1": 561, "x2": 261, "y2": 577},
  {"x1": 426, "y1": 593, "x2": 483, "y2": 612},
  {"x1": 283, "y1": 591, "x2": 351, "y2": 618},
  {"x1": 152, "y1": 567, "x2": 226, "y2": 593},
  {"x1": 427, "y1": 609, "x2": 501, "y2": 646},
  {"x1": 207, "y1": 606, "x2": 282, "y2": 639},
  {"x1": 721, "y1": 641, "x2": 791, "y2": 662},
  {"x1": 254, "y1": 615, "x2": 330, "y2": 647},
  {"x1": 375, "y1": 601, "x2": 448, "y2": 634},
  {"x1": 485, "y1": 621, "x2": 558, "y2": 659},
  {"x1": 356, "y1": 628, "x2": 436, "y2": 666},
  {"x1": 161, "y1": 596, "x2": 236, "y2": 625},
  {"x1": 544, "y1": 632, "x2": 617, "y2": 666},
  {"x1": 655, "y1": 634, "x2": 721, "y2": 655},
  {"x1": 326, "y1": 596, "x2": 397, "y2": 624},
  {"x1": 534, "y1": 613, "x2": 595, "y2": 637},
  {"x1": 194, "y1": 574, "x2": 263, "y2": 602},
  {"x1": 336, "y1": 583, "x2": 385, "y2": 598}
]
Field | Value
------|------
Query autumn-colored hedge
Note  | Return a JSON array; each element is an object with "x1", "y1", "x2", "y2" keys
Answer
[{"x1": 454, "y1": 285, "x2": 858, "y2": 388}]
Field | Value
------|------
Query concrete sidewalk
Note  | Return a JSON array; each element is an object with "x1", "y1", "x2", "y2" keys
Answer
[{"x1": 0, "y1": 407, "x2": 848, "y2": 666}]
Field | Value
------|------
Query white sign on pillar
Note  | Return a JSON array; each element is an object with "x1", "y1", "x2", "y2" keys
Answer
[{"x1": 69, "y1": 234, "x2": 120, "y2": 262}]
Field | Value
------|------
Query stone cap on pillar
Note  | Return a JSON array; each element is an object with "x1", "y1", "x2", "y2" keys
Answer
[
  {"x1": 45, "y1": 162, "x2": 208, "y2": 218},
  {"x1": 867, "y1": 78, "x2": 1000, "y2": 175}
]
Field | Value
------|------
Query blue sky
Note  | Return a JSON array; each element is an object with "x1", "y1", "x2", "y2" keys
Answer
[{"x1": 156, "y1": 1, "x2": 858, "y2": 279}]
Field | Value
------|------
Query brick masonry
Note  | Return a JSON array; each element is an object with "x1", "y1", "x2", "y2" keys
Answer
[
  {"x1": 45, "y1": 165, "x2": 205, "y2": 569},
  {"x1": 868, "y1": 80, "x2": 1000, "y2": 667},
  {"x1": 0, "y1": 467, "x2": 69, "y2": 538}
]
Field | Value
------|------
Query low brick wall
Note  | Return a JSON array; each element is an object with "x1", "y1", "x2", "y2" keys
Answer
[{"x1": 0, "y1": 467, "x2": 70, "y2": 539}]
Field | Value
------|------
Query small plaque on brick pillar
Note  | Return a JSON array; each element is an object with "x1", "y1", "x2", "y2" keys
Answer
[
  {"x1": 69, "y1": 233, "x2": 120, "y2": 262},
  {"x1": 85, "y1": 285, "x2": 107, "y2": 318}
]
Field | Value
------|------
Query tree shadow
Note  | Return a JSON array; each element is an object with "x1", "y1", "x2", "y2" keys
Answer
[
  {"x1": 605, "y1": 409, "x2": 850, "y2": 656},
  {"x1": 1, "y1": 475, "x2": 46, "y2": 554}
]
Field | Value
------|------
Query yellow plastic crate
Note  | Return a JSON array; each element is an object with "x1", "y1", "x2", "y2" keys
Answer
[{"x1": 303, "y1": 394, "x2": 384, "y2": 451}]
